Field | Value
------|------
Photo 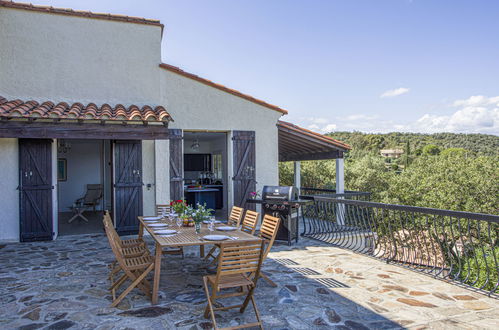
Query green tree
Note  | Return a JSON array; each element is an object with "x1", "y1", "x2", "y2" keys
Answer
[
  {"x1": 422, "y1": 144, "x2": 441, "y2": 155},
  {"x1": 441, "y1": 147, "x2": 468, "y2": 157},
  {"x1": 345, "y1": 155, "x2": 391, "y2": 200},
  {"x1": 382, "y1": 155, "x2": 499, "y2": 214}
]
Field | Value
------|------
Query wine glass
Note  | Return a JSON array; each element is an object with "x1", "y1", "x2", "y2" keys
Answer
[
  {"x1": 161, "y1": 207, "x2": 167, "y2": 220},
  {"x1": 176, "y1": 216, "x2": 183, "y2": 230},
  {"x1": 208, "y1": 220, "x2": 215, "y2": 232}
]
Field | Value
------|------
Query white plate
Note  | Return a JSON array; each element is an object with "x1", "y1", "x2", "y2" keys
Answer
[
  {"x1": 203, "y1": 234, "x2": 230, "y2": 241},
  {"x1": 148, "y1": 223, "x2": 168, "y2": 227},
  {"x1": 155, "y1": 229, "x2": 177, "y2": 235},
  {"x1": 203, "y1": 220, "x2": 222, "y2": 224},
  {"x1": 144, "y1": 216, "x2": 162, "y2": 220},
  {"x1": 216, "y1": 226, "x2": 237, "y2": 231}
]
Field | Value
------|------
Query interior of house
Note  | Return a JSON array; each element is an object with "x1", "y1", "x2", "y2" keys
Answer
[
  {"x1": 57, "y1": 139, "x2": 112, "y2": 236},
  {"x1": 183, "y1": 132, "x2": 228, "y2": 218}
]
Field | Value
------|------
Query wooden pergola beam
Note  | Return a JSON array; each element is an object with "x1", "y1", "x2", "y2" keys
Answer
[{"x1": 0, "y1": 120, "x2": 170, "y2": 140}]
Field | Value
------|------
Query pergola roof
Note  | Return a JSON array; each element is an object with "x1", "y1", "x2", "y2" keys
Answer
[
  {"x1": 278, "y1": 121, "x2": 350, "y2": 162},
  {"x1": 0, "y1": 96, "x2": 172, "y2": 123},
  {"x1": 0, "y1": 96, "x2": 172, "y2": 140}
]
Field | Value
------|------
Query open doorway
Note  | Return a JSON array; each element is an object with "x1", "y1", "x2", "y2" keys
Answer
[
  {"x1": 183, "y1": 132, "x2": 228, "y2": 219},
  {"x1": 57, "y1": 139, "x2": 112, "y2": 235}
]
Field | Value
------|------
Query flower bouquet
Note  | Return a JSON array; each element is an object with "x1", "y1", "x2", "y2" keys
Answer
[
  {"x1": 192, "y1": 203, "x2": 214, "y2": 233},
  {"x1": 170, "y1": 199, "x2": 187, "y2": 215}
]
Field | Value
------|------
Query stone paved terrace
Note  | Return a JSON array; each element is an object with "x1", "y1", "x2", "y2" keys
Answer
[{"x1": 0, "y1": 234, "x2": 497, "y2": 330}]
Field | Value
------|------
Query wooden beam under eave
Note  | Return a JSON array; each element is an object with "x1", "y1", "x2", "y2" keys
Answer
[
  {"x1": 0, "y1": 121, "x2": 170, "y2": 140},
  {"x1": 279, "y1": 150, "x2": 343, "y2": 162}
]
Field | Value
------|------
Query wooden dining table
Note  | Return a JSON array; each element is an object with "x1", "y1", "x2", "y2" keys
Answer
[{"x1": 138, "y1": 216, "x2": 261, "y2": 305}]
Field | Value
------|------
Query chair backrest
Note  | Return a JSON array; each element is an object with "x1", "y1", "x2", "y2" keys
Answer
[
  {"x1": 156, "y1": 204, "x2": 171, "y2": 216},
  {"x1": 228, "y1": 206, "x2": 244, "y2": 226},
  {"x1": 215, "y1": 240, "x2": 265, "y2": 286},
  {"x1": 241, "y1": 210, "x2": 259, "y2": 235},
  {"x1": 103, "y1": 211, "x2": 123, "y2": 247},
  {"x1": 84, "y1": 184, "x2": 103, "y2": 204},
  {"x1": 103, "y1": 212, "x2": 127, "y2": 266},
  {"x1": 258, "y1": 214, "x2": 281, "y2": 259}
]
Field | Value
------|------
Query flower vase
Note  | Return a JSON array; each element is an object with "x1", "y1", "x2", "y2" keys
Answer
[{"x1": 195, "y1": 222, "x2": 201, "y2": 234}]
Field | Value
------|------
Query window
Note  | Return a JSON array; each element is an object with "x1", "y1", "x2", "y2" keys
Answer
[{"x1": 212, "y1": 154, "x2": 223, "y2": 179}]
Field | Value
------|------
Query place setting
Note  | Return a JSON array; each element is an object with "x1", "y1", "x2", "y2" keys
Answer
[
  {"x1": 154, "y1": 229, "x2": 178, "y2": 237},
  {"x1": 215, "y1": 225, "x2": 238, "y2": 231},
  {"x1": 143, "y1": 216, "x2": 163, "y2": 223},
  {"x1": 201, "y1": 234, "x2": 238, "y2": 241}
]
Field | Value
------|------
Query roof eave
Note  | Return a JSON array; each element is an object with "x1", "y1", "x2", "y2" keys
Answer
[{"x1": 159, "y1": 63, "x2": 288, "y2": 115}]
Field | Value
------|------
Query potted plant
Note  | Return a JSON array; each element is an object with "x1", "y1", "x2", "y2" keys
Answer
[
  {"x1": 249, "y1": 190, "x2": 261, "y2": 199},
  {"x1": 170, "y1": 199, "x2": 187, "y2": 215},
  {"x1": 192, "y1": 203, "x2": 214, "y2": 234}
]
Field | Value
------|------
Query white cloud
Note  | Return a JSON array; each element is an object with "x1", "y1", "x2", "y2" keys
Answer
[
  {"x1": 344, "y1": 114, "x2": 379, "y2": 121},
  {"x1": 408, "y1": 96, "x2": 499, "y2": 134},
  {"x1": 296, "y1": 95, "x2": 499, "y2": 135},
  {"x1": 306, "y1": 117, "x2": 329, "y2": 124},
  {"x1": 380, "y1": 87, "x2": 410, "y2": 98},
  {"x1": 302, "y1": 117, "x2": 338, "y2": 133},
  {"x1": 320, "y1": 124, "x2": 337, "y2": 133}
]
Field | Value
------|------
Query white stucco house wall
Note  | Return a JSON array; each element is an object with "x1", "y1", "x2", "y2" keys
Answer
[
  {"x1": 0, "y1": 1, "x2": 287, "y2": 242},
  {"x1": 0, "y1": 1, "x2": 348, "y2": 243}
]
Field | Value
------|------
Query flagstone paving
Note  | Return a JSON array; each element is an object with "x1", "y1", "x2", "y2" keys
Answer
[{"x1": 0, "y1": 234, "x2": 497, "y2": 329}]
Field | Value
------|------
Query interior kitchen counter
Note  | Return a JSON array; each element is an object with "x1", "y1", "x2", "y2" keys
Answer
[{"x1": 184, "y1": 188, "x2": 218, "y2": 192}]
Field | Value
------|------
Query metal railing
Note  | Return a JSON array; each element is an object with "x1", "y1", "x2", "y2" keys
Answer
[
  {"x1": 300, "y1": 196, "x2": 499, "y2": 297},
  {"x1": 300, "y1": 187, "x2": 371, "y2": 200}
]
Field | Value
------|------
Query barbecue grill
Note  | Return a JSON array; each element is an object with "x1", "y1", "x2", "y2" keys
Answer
[{"x1": 247, "y1": 186, "x2": 312, "y2": 245}]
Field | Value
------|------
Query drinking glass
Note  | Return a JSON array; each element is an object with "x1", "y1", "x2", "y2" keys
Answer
[{"x1": 208, "y1": 220, "x2": 215, "y2": 232}]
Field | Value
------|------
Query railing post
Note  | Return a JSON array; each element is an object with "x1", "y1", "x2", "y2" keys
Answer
[
  {"x1": 336, "y1": 158, "x2": 345, "y2": 225},
  {"x1": 293, "y1": 161, "x2": 301, "y2": 194}
]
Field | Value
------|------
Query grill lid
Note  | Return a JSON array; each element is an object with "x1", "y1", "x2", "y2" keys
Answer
[{"x1": 262, "y1": 186, "x2": 298, "y2": 201}]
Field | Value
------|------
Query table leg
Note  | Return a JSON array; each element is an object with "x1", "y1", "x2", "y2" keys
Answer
[
  {"x1": 199, "y1": 245, "x2": 205, "y2": 258},
  {"x1": 152, "y1": 242, "x2": 162, "y2": 305},
  {"x1": 138, "y1": 222, "x2": 144, "y2": 239}
]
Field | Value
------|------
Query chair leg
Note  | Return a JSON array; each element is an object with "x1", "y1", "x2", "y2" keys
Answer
[
  {"x1": 204, "y1": 246, "x2": 217, "y2": 261},
  {"x1": 203, "y1": 277, "x2": 219, "y2": 329},
  {"x1": 250, "y1": 296, "x2": 263, "y2": 330},
  {"x1": 110, "y1": 264, "x2": 154, "y2": 308},
  {"x1": 260, "y1": 272, "x2": 277, "y2": 287},
  {"x1": 240, "y1": 286, "x2": 256, "y2": 313}
]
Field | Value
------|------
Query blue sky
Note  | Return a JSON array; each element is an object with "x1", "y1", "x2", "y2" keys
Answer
[{"x1": 32, "y1": 0, "x2": 499, "y2": 134}]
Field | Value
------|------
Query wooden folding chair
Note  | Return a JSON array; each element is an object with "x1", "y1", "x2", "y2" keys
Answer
[
  {"x1": 227, "y1": 206, "x2": 244, "y2": 227},
  {"x1": 253, "y1": 214, "x2": 281, "y2": 287},
  {"x1": 155, "y1": 204, "x2": 171, "y2": 216},
  {"x1": 240, "y1": 210, "x2": 259, "y2": 235},
  {"x1": 203, "y1": 240, "x2": 265, "y2": 330},
  {"x1": 104, "y1": 211, "x2": 145, "y2": 248},
  {"x1": 103, "y1": 212, "x2": 149, "y2": 282},
  {"x1": 205, "y1": 206, "x2": 245, "y2": 262},
  {"x1": 103, "y1": 218, "x2": 155, "y2": 308}
]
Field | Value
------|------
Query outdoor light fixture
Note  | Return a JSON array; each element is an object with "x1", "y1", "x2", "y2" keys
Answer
[
  {"x1": 58, "y1": 140, "x2": 71, "y2": 153},
  {"x1": 191, "y1": 139, "x2": 200, "y2": 150}
]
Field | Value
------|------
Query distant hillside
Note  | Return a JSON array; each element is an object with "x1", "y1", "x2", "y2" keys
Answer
[{"x1": 327, "y1": 131, "x2": 499, "y2": 156}]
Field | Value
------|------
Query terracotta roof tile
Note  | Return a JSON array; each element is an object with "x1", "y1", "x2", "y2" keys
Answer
[
  {"x1": 0, "y1": 1, "x2": 164, "y2": 31},
  {"x1": 159, "y1": 63, "x2": 288, "y2": 115},
  {"x1": 0, "y1": 96, "x2": 172, "y2": 122}
]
